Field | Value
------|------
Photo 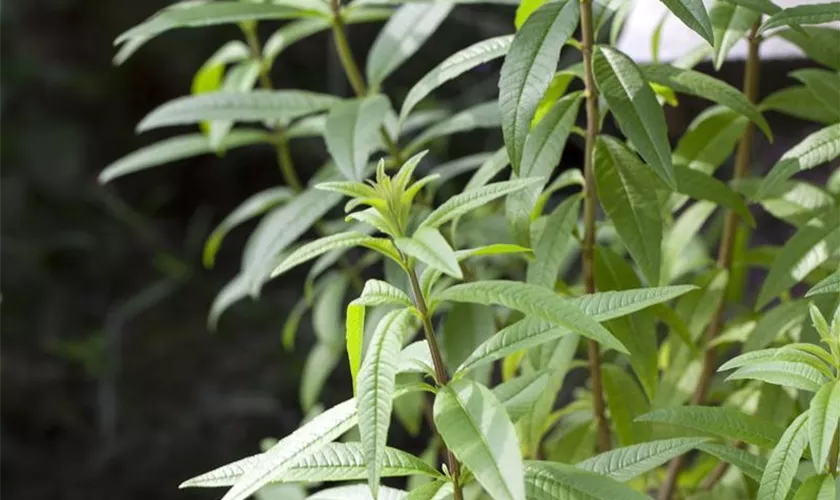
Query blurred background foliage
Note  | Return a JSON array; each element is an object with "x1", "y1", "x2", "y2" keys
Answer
[{"x1": 0, "y1": 1, "x2": 829, "y2": 499}]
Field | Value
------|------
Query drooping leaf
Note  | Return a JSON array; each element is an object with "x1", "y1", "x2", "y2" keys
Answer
[
  {"x1": 325, "y1": 95, "x2": 391, "y2": 181},
  {"x1": 301, "y1": 343, "x2": 342, "y2": 411},
  {"x1": 807, "y1": 380, "x2": 840, "y2": 473},
  {"x1": 675, "y1": 165, "x2": 755, "y2": 227},
  {"x1": 400, "y1": 35, "x2": 513, "y2": 123},
  {"x1": 357, "y1": 309, "x2": 415, "y2": 497},
  {"x1": 759, "y1": 2, "x2": 840, "y2": 34},
  {"x1": 420, "y1": 178, "x2": 542, "y2": 229},
  {"x1": 576, "y1": 437, "x2": 712, "y2": 482},
  {"x1": 594, "y1": 136, "x2": 664, "y2": 284},
  {"x1": 99, "y1": 130, "x2": 271, "y2": 183},
  {"x1": 524, "y1": 461, "x2": 650, "y2": 500},
  {"x1": 710, "y1": 2, "x2": 760, "y2": 70},
  {"x1": 637, "y1": 406, "x2": 784, "y2": 448},
  {"x1": 758, "y1": 412, "x2": 810, "y2": 500},
  {"x1": 499, "y1": 0, "x2": 580, "y2": 172},
  {"x1": 601, "y1": 364, "x2": 652, "y2": 446},
  {"x1": 366, "y1": 3, "x2": 453, "y2": 90},
  {"x1": 697, "y1": 442, "x2": 768, "y2": 482},
  {"x1": 659, "y1": 0, "x2": 715, "y2": 44},
  {"x1": 760, "y1": 86, "x2": 840, "y2": 125},
  {"x1": 434, "y1": 378, "x2": 526, "y2": 500},
  {"x1": 137, "y1": 90, "x2": 339, "y2": 132},
  {"x1": 756, "y1": 123, "x2": 840, "y2": 200},
  {"x1": 642, "y1": 64, "x2": 772, "y2": 140},
  {"x1": 405, "y1": 101, "x2": 501, "y2": 154},
  {"x1": 525, "y1": 195, "x2": 582, "y2": 287},
  {"x1": 791, "y1": 68, "x2": 840, "y2": 116},
  {"x1": 777, "y1": 26, "x2": 840, "y2": 71},
  {"x1": 396, "y1": 226, "x2": 462, "y2": 279},
  {"x1": 673, "y1": 106, "x2": 748, "y2": 174}
]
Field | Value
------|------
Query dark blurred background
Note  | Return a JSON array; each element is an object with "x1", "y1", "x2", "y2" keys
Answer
[{"x1": 0, "y1": 1, "x2": 829, "y2": 499}]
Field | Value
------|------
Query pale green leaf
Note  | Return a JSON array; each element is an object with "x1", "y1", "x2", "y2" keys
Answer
[
  {"x1": 757, "y1": 124, "x2": 840, "y2": 200},
  {"x1": 807, "y1": 380, "x2": 840, "y2": 472},
  {"x1": 420, "y1": 178, "x2": 542, "y2": 229},
  {"x1": 326, "y1": 95, "x2": 391, "y2": 181},
  {"x1": 137, "y1": 90, "x2": 339, "y2": 132},
  {"x1": 353, "y1": 279, "x2": 414, "y2": 309},
  {"x1": 660, "y1": 0, "x2": 715, "y2": 44},
  {"x1": 366, "y1": 3, "x2": 453, "y2": 90},
  {"x1": 405, "y1": 101, "x2": 500, "y2": 155},
  {"x1": 400, "y1": 35, "x2": 512, "y2": 123},
  {"x1": 791, "y1": 68, "x2": 840, "y2": 116},
  {"x1": 396, "y1": 226, "x2": 462, "y2": 279},
  {"x1": 271, "y1": 232, "x2": 397, "y2": 278},
  {"x1": 525, "y1": 195, "x2": 582, "y2": 287},
  {"x1": 744, "y1": 300, "x2": 809, "y2": 351},
  {"x1": 675, "y1": 165, "x2": 755, "y2": 226},
  {"x1": 726, "y1": 360, "x2": 828, "y2": 392},
  {"x1": 492, "y1": 371, "x2": 550, "y2": 422},
  {"x1": 697, "y1": 442, "x2": 768, "y2": 482},
  {"x1": 760, "y1": 86, "x2": 840, "y2": 125},
  {"x1": 793, "y1": 474, "x2": 837, "y2": 500},
  {"x1": 806, "y1": 269, "x2": 840, "y2": 297},
  {"x1": 777, "y1": 26, "x2": 840, "y2": 71},
  {"x1": 405, "y1": 481, "x2": 453, "y2": 500},
  {"x1": 710, "y1": 2, "x2": 760, "y2": 70},
  {"x1": 307, "y1": 484, "x2": 407, "y2": 500},
  {"x1": 499, "y1": 0, "x2": 580, "y2": 172},
  {"x1": 99, "y1": 130, "x2": 270, "y2": 183},
  {"x1": 723, "y1": 0, "x2": 781, "y2": 15},
  {"x1": 637, "y1": 405, "x2": 784, "y2": 448},
  {"x1": 434, "y1": 378, "x2": 526, "y2": 500},
  {"x1": 441, "y1": 303, "x2": 495, "y2": 383},
  {"x1": 760, "y1": 3, "x2": 840, "y2": 34},
  {"x1": 594, "y1": 47, "x2": 675, "y2": 187},
  {"x1": 673, "y1": 106, "x2": 747, "y2": 174},
  {"x1": 758, "y1": 412, "x2": 810, "y2": 500},
  {"x1": 301, "y1": 343, "x2": 342, "y2": 411},
  {"x1": 576, "y1": 437, "x2": 712, "y2": 481},
  {"x1": 524, "y1": 461, "x2": 650, "y2": 500}
]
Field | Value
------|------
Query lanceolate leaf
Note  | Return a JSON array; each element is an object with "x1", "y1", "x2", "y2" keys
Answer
[
  {"x1": 420, "y1": 178, "x2": 542, "y2": 229},
  {"x1": 726, "y1": 360, "x2": 828, "y2": 392},
  {"x1": 214, "y1": 399, "x2": 358, "y2": 500},
  {"x1": 807, "y1": 380, "x2": 840, "y2": 473},
  {"x1": 358, "y1": 309, "x2": 415, "y2": 497},
  {"x1": 594, "y1": 47, "x2": 676, "y2": 187},
  {"x1": 499, "y1": 0, "x2": 580, "y2": 172},
  {"x1": 525, "y1": 195, "x2": 582, "y2": 287},
  {"x1": 601, "y1": 364, "x2": 651, "y2": 446},
  {"x1": 756, "y1": 123, "x2": 840, "y2": 200},
  {"x1": 405, "y1": 101, "x2": 500, "y2": 154},
  {"x1": 271, "y1": 232, "x2": 399, "y2": 278},
  {"x1": 436, "y1": 280, "x2": 627, "y2": 353},
  {"x1": 576, "y1": 437, "x2": 712, "y2": 482},
  {"x1": 400, "y1": 35, "x2": 513, "y2": 123},
  {"x1": 710, "y1": 2, "x2": 760, "y2": 70},
  {"x1": 793, "y1": 475, "x2": 837, "y2": 500},
  {"x1": 325, "y1": 95, "x2": 391, "y2": 181},
  {"x1": 673, "y1": 106, "x2": 747, "y2": 174},
  {"x1": 791, "y1": 68, "x2": 840, "y2": 115},
  {"x1": 674, "y1": 165, "x2": 755, "y2": 226},
  {"x1": 642, "y1": 64, "x2": 772, "y2": 140},
  {"x1": 99, "y1": 130, "x2": 271, "y2": 183},
  {"x1": 756, "y1": 210, "x2": 840, "y2": 308},
  {"x1": 777, "y1": 27, "x2": 840, "y2": 71},
  {"x1": 524, "y1": 461, "x2": 650, "y2": 500},
  {"x1": 659, "y1": 0, "x2": 715, "y2": 44},
  {"x1": 137, "y1": 90, "x2": 339, "y2": 132},
  {"x1": 697, "y1": 442, "x2": 768, "y2": 482},
  {"x1": 758, "y1": 412, "x2": 810, "y2": 500},
  {"x1": 637, "y1": 406, "x2": 784, "y2": 448},
  {"x1": 396, "y1": 226, "x2": 463, "y2": 279},
  {"x1": 308, "y1": 484, "x2": 407, "y2": 500},
  {"x1": 492, "y1": 371, "x2": 550, "y2": 422},
  {"x1": 594, "y1": 136, "x2": 664, "y2": 284},
  {"x1": 434, "y1": 378, "x2": 526, "y2": 500},
  {"x1": 806, "y1": 269, "x2": 840, "y2": 297},
  {"x1": 759, "y1": 2, "x2": 840, "y2": 34},
  {"x1": 366, "y1": 3, "x2": 453, "y2": 90}
]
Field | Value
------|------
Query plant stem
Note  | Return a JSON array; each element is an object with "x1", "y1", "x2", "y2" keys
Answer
[
  {"x1": 658, "y1": 22, "x2": 762, "y2": 500},
  {"x1": 580, "y1": 0, "x2": 610, "y2": 454},
  {"x1": 328, "y1": 1, "x2": 403, "y2": 163},
  {"x1": 406, "y1": 265, "x2": 463, "y2": 500}
]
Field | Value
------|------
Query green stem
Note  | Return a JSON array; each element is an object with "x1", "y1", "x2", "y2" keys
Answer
[{"x1": 580, "y1": 0, "x2": 610, "y2": 454}]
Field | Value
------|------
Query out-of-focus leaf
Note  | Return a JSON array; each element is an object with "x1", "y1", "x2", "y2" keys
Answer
[
  {"x1": 710, "y1": 2, "x2": 760, "y2": 70},
  {"x1": 325, "y1": 95, "x2": 391, "y2": 181}
]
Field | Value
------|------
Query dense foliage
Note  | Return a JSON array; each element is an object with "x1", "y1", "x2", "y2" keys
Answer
[{"x1": 103, "y1": 0, "x2": 840, "y2": 498}]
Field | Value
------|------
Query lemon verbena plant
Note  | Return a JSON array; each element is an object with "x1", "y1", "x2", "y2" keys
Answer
[{"x1": 102, "y1": 0, "x2": 840, "y2": 498}]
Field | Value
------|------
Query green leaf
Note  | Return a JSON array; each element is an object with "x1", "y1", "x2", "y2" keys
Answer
[
  {"x1": 325, "y1": 95, "x2": 391, "y2": 181},
  {"x1": 601, "y1": 364, "x2": 651, "y2": 446},
  {"x1": 719, "y1": 346, "x2": 832, "y2": 377},
  {"x1": 723, "y1": 0, "x2": 781, "y2": 16},
  {"x1": 673, "y1": 106, "x2": 748, "y2": 174},
  {"x1": 434, "y1": 378, "x2": 525, "y2": 500},
  {"x1": 756, "y1": 124, "x2": 840, "y2": 200},
  {"x1": 208, "y1": 273, "x2": 249, "y2": 331},
  {"x1": 358, "y1": 309, "x2": 414, "y2": 497},
  {"x1": 346, "y1": 303, "x2": 365, "y2": 393},
  {"x1": 400, "y1": 35, "x2": 512, "y2": 123},
  {"x1": 365, "y1": 3, "x2": 453, "y2": 90},
  {"x1": 594, "y1": 47, "x2": 676, "y2": 187},
  {"x1": 758, "y1": 412, "x2": 810, "y2": 500},
  {"x1": 507, "y1": 93, "x2": 583, "y2": 245},
  {"x1": 573, "y1": 285, "x2": 698, "y2": 322},
  {"x1": 214, "y1": 399, "x2": 358, "y2": 500},
  {"x1": 594, "y1": 136, "x2": 664, "y2": 284},
  {"x1": 525, "y1": 195, "x2": 582, "y2": 287},
  {"x1": 726, "y1": 360, "x2": 828, "y2": 392},
  {"x1": 807, "y1": 380, "x2": 840, "y2": 472},
  {"x1": 576, "y1": 437, "x2": 712, "y2": 482},
  {"x1": 637, "y1": 406, "x2": 784, "y2": 448},
  {"x1": 710, "y1": 2, "x2": 760, "y2": 70},
  {"x1": 441, "y1": 303, "x2": 495, "y2": 383},
  {"x1": 353, "y1": 279, "x2": 414, "y2": 309},
  {"x1": 203, "y1": 187, "x2": 294, "y2": 268},
  {"x1": 806, "y1": 269, "x2": 840, "y2": 297},
  {"x1": 791, "y1": 68, "x2": 840, "y2": 116},
  {"x1": 205, "y1": 61, "x2": 263, "y2": 149},
  {"x1": 524, "y1": 461, "x2": 650, "y2": 500},
  {"x1": 697, "y1": 442, "x2": 768, "y2": 482},
  {"x1": 306, "y1": 484, "x2": 407, "y2": 500},
  {"x1": 642, "y1": 64, "x2": 772, "y2": 140},
  {"x1": 396, "y1": 226, "x2": 462, "y2": 279},
  {"x1": 436, "y1": 280, "x2": 627, "y2": 353},
  {"x1": 744, "y1": 300, "x2": 809, "y2": 351},
  {"x1": 420, "y1": 178, "x2": 542, "y2": 229},
  {"x1": 793, "y1": 474, "x2": 837, "y2": 500},
  {"x1": 405, "y1": 101, "x2": 500, "y2": 155},
  {"x1": 115, "y1": 2, "x2": 328, "y2": 49},
  {"x1": 757, "y1": 210, "x2": 840, "y2": 309},
  {"x1": 660, "y1": 0, "x2": 715, "y2": 44},
  {"x1": 492, "y1": 371, "x2": 550, "y2": 422},
  {"x1": 675, "y1": 165, "x2": 755, "y2": 227},
  {"x1": 777, "y1": 27, "x2": 840, "y2": 71},
  {"x1": 760, "y1": 86, "x2": 840, "y2": 125},
  {"x1": 405, "y1": 481, "x2": 452, "y2": 500},
  {"x1": 760, "y1": 3, "x2": 840, "y2": 34},
  {"x1": 192, "y1": 40, "x2": 250, "y2": 97},
  {"x1": 301, "y1": 343, "x2": 342, "y2": 411},
  {"x1": 99, "y1": 130, "x2": 271, "y2": 183},
  {"x1": 499, "y1": 0, "x2": 580, "y2": 172},
  {"x1": 137, "y1": 90, "x2": 339, "y2": 132},
  {"x1": 271, "y1": 232, "x2": 398, "y2": 278}
]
